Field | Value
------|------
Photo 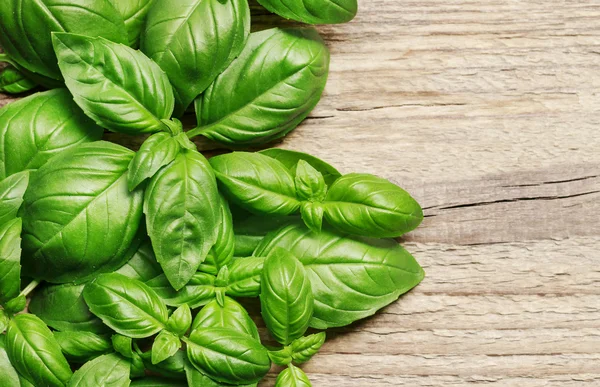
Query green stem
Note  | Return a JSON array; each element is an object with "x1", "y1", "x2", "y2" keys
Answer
[
  {"x1": 19, "y1": 280, "x2": 40, "y2": 298},
  {"x1": 185, "y1": 126, "x2": 204, "y2": 139},
  {"x1": 186, "y1": 131, "x2": 228, "y2": 152}
]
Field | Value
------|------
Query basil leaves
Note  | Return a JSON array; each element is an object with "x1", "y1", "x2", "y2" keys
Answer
[{"x1": 258, "y1": 0, "x2": 358, "y2": 24}]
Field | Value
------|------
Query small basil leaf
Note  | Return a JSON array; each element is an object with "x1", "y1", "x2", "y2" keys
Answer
[
  {"x1": 116, "y1": 240, "x2": 163, "y2": 283},
  {"x1": 215, "y1": 266, "x2": 230, "y2": 288},
  {"x1": 210, "y1": 152, "x2": 300, "y2": 216},
  {"x1": 0, "y1": 310, "x2": 9, "y2": 333},
  {"x1": 112, "y1": 335, "x2": 134, "y2": 359},
  {"x1": 300, "y1": 202, "x2": 324, "y2": 233},
  {"x1": 268, "y1": 347, "x2": 293, "y2": 366},
  {"x1": 142, "y1": 0, "x2": 250, "y2": 114},
  {"x1": 0, "y1": 171, "x2": 29, "y2": 225},
  {"x1": 108, "y1": 0, "x2": 154, "y2": 48},
  {"x1": 261, "y1": 248, "x2": 313, "y2": 345},
  {"x1": 0, "y1": 89, "x2": 103, "y2": 180},
  {"x1": 53, "y1": 331, "x2": 112, "y2": 364},
  {"x1": 144, "y1": 149, "x2": 221, "y2": 290},
  {"x1": 127, "y1": 132, "x2": 180, "y2": 191},
  {"x1": 192, "y1": 297, "x2": 260, "y2": 340},
  {"x1": 226, "y1": 257, "x2": 265, "y2": 298},
  {"x1": 6, "y1": 314, "x2": 73, "y2": 386},
  {"x1": 185, "y1": 327, "x2": 271, "y2": 385},
  {"x1": 0, "y1": 335, "x2": 20, "y2": 386},
  {"x1": 290, "y1": 332, "x2": 326, "y2": 364},
  {"x1": 166, "y1": 305, "x2": 192, "y2": 337},
  {"x1": 21, "y1": 142, "x2": 144, "y2": 283},
  {"x1": 137, "y1": 349, "x2": 186, "y2": 380},
  {"x1": 68, "y1": 353, "x2": 131, "y2": 387},
  {"x1": 259, "y1": 148, "x2": 341, "y2": 187},
  {"x1": 255, "y1": 224, "x2": 425, "y2": 329},
  {"x1": 200, "y1": 195, "x2": 234, "y2": 275},
  {"x1": 146, "y1": 272, "x2": 216, "y2": 309},
  {"x1": 195, "y1": 28, "x2": 329, "y2": 146},
  {"x1": 0, "y1": 66, "x2": 36, "y2": 94},
  {"x1": 258, "y1": 0, "x2": 357, "y2": 24},
  {"x1": 294, "y1": 160, "x2": 326, "y2": 202},
  {"x1": 0, "y1": 218, "x2": 21, "y2": 304},
  {"x1": 233, "y1": 215, "x2": 300, "y2": 257},
  {"x1": 53, "y1": 33, "x2": 174, "y2": 135},
  {"x1": 83, "y1": 273, "x2": 169, "y2": 338},
  {"x1": 323, "y1": 173, "x2": 423, "y2": 237},
  {"x1": 19, "y1": 375, "x2": 35, "y2": 387},
  {"x1": 184, "y1": 364, "x2": 257, "y2": 387},
  {"x1": 131, "y1": 377, "x2": 187, "y2": 387},
  {"x1": 4, "y1": 295, "x2": 26, "y2": 315},
  {"x1": 151, "y1": 330, "x2": 181, "y2": 365},
  {"x1": 274, "y1": 365, "x2": 311, "y2": 387}
]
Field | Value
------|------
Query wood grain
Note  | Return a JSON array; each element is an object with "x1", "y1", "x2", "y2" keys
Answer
[{"x1": 1, "y1": 0, "x2": 599, "y2": 385}]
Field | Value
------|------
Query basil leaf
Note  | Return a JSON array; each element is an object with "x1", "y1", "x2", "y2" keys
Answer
[
  {"x1": 268, "y1": 347, "x2": 293, "y2": 366},
  {"x1": 290, "y1": 332, "x2": 326, "y2": 364},
  {"x1": 146, "y1": 272, "x2": 216, "y2": 309},
  {"x1": 53, "y1": 33, "x2": 174, "y2": 134},
  {"x1": 255, "y1": 223, "x2": 425, "y2": 328},
  {"x1": 294, "y1": 160, "x2": 327, "y2": 202},
  {"x1": 108, "y1": 0, "x2": 154, "y2": 48},
  {"x1": 233, "y1": 215, "x2": 299, "y2": 257},
  {"x1": 68, "y1": 353, "x2": 131, "y2": 387},
  {"x1": 0, "y1": 66, "x2": 36, "y2": 94},
  {"x1": 0, "y1": 89, "x2": 103, "y2": 180},
  {"x1": 210, "y1": 152, "x2": 300, "y2": 216},
  {"x1": 112, "y1": 335, "x2": 134, "y2": 359},
  {"x1": 191, "y1": 297, "x2": 260, "y2": 340},
  {"x1": 185, "y1": 327, "x2": 271, "y2": 385},
  {"x1": 83, "y1": 273, "x2": 169, "y2": 338},
  {"x1": 0, "y1": 218, "x2": 21, "y2": 304},
  {"x1": 127, "y1": 132, "x2": 180, "y2": 191},
  {"x1": 166, "y1": 304, "x2": 192, "y2": 337},
  {"x1": 21, "y1": 141, "x2": 144, "y2": 283},
  {"x1": 299, "y1": 201, "x2": 324, "y2": 233},
  {"x1": 184, "y1": 364, "x2": 257, "y2": 387},
  {"x1": 0, "y1": 171, "x2": 29, "y2": 225},
  {"x1": 261, "y1": 248, "x2": 313, "y2": 345},
  {"x1": 257, "y1": 0, "x2": 357, "y2": 24},
  {"x1": 0, "y1": 0, "x2": 127, "y2": 80},
  {"x1": 53, "y1": 331, "x2": 112, "y2": 363},
  {"x1": 4, "y1": 295, "x2": 26, "y2": 315},
  {"x1": 131, "y1": 377, "x2": 186, "y2": 387},
  {"x1": 144, "y1": 149, "x2": 220, "y2": 290},
  {"x1": 0, "y1": 310, "x2": 9, "y2": 333},
  {"x1": 151, "y1": 330, "x2": 181, "y2": 365},
  {"x1": 259, "y1": 149, "x2": 341, "y2": 187},
  {"x1": 194, "y1": 27, "x2": 329, "y2": 146},
  {"x1": 226, "y1": 257, "x2": 265, "y2": 298},
  {"x1": 322, "y1": 173, "x2": 423, "y2": 237},
  {"x1": 275, "y1": 365, "x2": 311, "y2": 387},
  {"x1": 116, "y1": 240, "x2": 163, "y2": 283},
  {"x1": 6, "y1": 314, "x2": 73, "y2": 387},
  {"x1": 142, "y1": 0, "x2": 250, "y2": 114},
  {"x1": 29, "y1": 283, "x2": 108, "y2": 334},
  {"x1": 200, "y1": 195, "x2": 234, "y2": 275},
  {"x1": 137, "y1": 349, "x2": 186, "y2": 380},
  {"x1": 0, "y1": 335, "x2": 20, "y2": 387}
]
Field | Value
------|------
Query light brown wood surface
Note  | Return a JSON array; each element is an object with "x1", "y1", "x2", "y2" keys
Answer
[{"x1": 2, "y1": 0, "x2": 600, "y2": 385}]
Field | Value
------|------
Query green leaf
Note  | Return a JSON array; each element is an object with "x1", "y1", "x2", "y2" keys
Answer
[
  {"x1": 146, "y1": 272, "x2": 216, "y2": 309},
  {"x1": 226, "y1": 257, "x2": 265, "y2": 298},
  {"x1": 127, "y1": 132, "x2": 181, "y2": 191},
  {"x1": 185, "y1": 327, "x2": 271, "y2": 385},
  {"x1": 6, "y1": 314, "x2": 73, "y2": 387},
  {"x1": 131, "y1": 377, "x2": 186, "y2": 387},
  {"x1": 261, "y1": 248, "x2": 313, "y2": 345},
  {"x1": 53, "y1": 33, "x2": 174, "y2": 135},
  {"x1": 151, "y1": 331, "x2": 181, "y2": 365},
  {"x1": 4, "y1": 295, "x2": 26, "y2": 314},
  {"x1": 200, "y1": 195, "x2": 234, "y2": 275},
  {"x1": 257, "y1": 0, "x2": 357, "y2": 24},
  {"x1": 191, "y1": 297, "x2": 259, "y2": 340},
  {"x1": 108, "y1": 0, "x2": 154, "y2": 47},
  {"x1": 0, "y1": 66, "x2": 36, "y2": 94},
  {"x1": 259, "y1": 148, "x2": 341, "y2": 187},
  {"x1": 68, "y1": 353, "x2": 131, "y2": 387},
  {"x1": 184, "y1": 364, "x2": 257, "y2": 387},
  {"x1": 0, "y1": 89, "x2": 103, "y2": 180},
  {"x1": 21, "y1": 141, "x2": 144, "y2": 283},
  {"x1": 137, "y1": 349, "x2": 186, "y2": 380},
  {"x1": 210, "y1": 152, "x2": 300, "y2": 216},
  {"x1": 194, "y1": 27, "x2": 329, "y2": 146},
  {"x1": 112, "y1": 335, "x2": 134, "y2": 359},
  {"x1": 166, "y1": 304, "x2": 192, "y2": 337},
  {"x1": 0, "y1": 335, "x2": 20, "y2": 387},
  {"x1": 116, "y1": 240, "x2": 163, "y2": 283},
  {"x1": 268, "y1": 347, "x2": 293, "y2": 366},
  {"x1": 274, "y1": 365, "x2": 311, "y2": 387},
  {"x1": 294, "y1": 160, "x2": 326, "y2": 202},
  {"x1": 53, "y1": 331, "x2": 112, "y2": 363},
  {"x1": 0, "y1": 171, "x2": 29, "y2": 225},
  {"x1": 0, "y1": 0, "x2": 127, "y2": 80},
  {"x1": 322, "y1": 173, "x2": 423, "y2": 237},
  {"x1": 255, "y1": 223, "x2": 425, "y2": 328},
  {"x1": 142, "y1": 0, "x2": 250, "y2": 114},
  {"x1": 129, "y1": 352, "x2": 146, "y2": 378},
  {"x1": 300, "y1": 202, "x2": 324, "y2": 233},
  {"x1": 233, "y1": 215, "x2": 299, "y2": 257},
  {"x1": 83, "y1": 273, "x2": 169, "y2": 338},
  {"x1": 0, "y1": 218, "x2": 21, "y2": 304},
  {"x1": 144, "y1": 149, "x2": 221, "y2": 290},
  {"x1": 0, "y1": 310, "x2": 10, "y2": 333},
  {"x1": 290, "y1": 332, "x2": 326, "y2": 364}
]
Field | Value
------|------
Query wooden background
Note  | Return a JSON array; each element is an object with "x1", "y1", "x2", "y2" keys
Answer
[{"x1": 2, "y1": 0, "x2": 600, "y2": 385}]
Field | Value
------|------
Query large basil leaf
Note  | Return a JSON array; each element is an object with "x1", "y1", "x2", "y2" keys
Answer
[
  {"x1": 255, "y1": 224, "x2": 425, "y2": 328},
  {"x1": 191, "y1": 297, "x2": 260, "y2": 340},
  {"x1": 54, "y1": 331, "x2": 112, "y2": 363},
  {"x1": 29, "y1": 283, "x2": 108, "y2": 333},
  {"x1": 261, "y1": 248, "x2": 313, "y2": 345},
  {"x1": 144, "y1": 149, "x2": 220, "y2": 290},
  {"x1": 226, "y1": 257, "x2": 265, "y2": 298},
  {"x1": 210, "y1": 152, "x2": 300, "y2": 216},
  {"x1": 53, "y1": 33, "x2": 174, "y2": 134},
  {"x1": 200, "y1": 194, "x2": 234, "y2": 275},
  {"x1": 83, "y1": 273, "x2": 169, "y2": 338},
  {"x1": 0, "y1": 89, "x2": 103, "y2": 180},
  {"x1": 193, "y1": 27, "x2": 329, "y2": 146},
  {"x1": 184, "y1": 364, "x2": 257, "y2": 387},
  {"x1": 0, "y1": 66, "x2": 36, "y2": 94},
  {"x1": 0, "y1": 0, "x2": 127, "y2": 80},
  {"x1": 142, "y1": 0, "x2": 250, "y2": 114},
  {"x1": 6, "y1": 314, "x2": 73, "y2": 387},
  {"x1": 116, "y1": 240, "x2": 163, "y2": 282},
  {"x1": 257, "y1": 0, "x2": 357, "y2": 24},
  {"x1": 68, "y1": 353, "x2": 131, "y2": 387},
  {"x1": 233, "y1": 215, "x2": 299, "y2": 256},
  {"x1": 185, "y1": 327, "x2": 271, "y2": 385},
  {"x1": 274, "y1": 365, "x2": 311, "y2": 387},
  {"x1": 0, "y1": 218, "x2": 21, "y2": 305},
  {"x1": 290, "y1": 332, "x2": 325, "y2": 364},
  {"x1": 322, "y1": 173, "x2": 423, "y2": 238},
  {"x1": 146, "y1": 272, "x2": 216, "y2": 309},
  {"x1": 0, "y1": 335, "x2": 20, "y2": 387},
  {"x1": 21, "y1": 141, "x2": 144, "y2": 283},
  {"x1": 261, "y1": 148, "x2": 341, "y2": 188},
  {"x1": 0, "y1": 171, "x2": 29, "y2": 225},
  {"x1": 132, "y1": 377, "x2": 186, "y2": 387},
  {"x1": 127, "y1": 132, "x2": 180, "y2": 191},
  {"x1": 108, "y1": 0, "x2": 154, "y2": 47}
]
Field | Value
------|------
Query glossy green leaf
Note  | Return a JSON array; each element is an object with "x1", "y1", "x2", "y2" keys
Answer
[
  {"x1": 294, "y1": 160, "x2": 326, "y2": 202},
  {"x1": 54, "y1": 331, "x2": 112, "y2": 363},
  {"x1": 83, "y1": 273, "x2": 169, "y2": 338},
  {"x1": 0, "y1": 218, "x2": 21, "y2": 304},
  {"x1": 167, "y1": 304, "x2": 192, "y2": 337},
  {"x1": 322, "y1": 173, "x2": 423, "y2": 237},
  {"x1": 274, "y1": 365, "x2": 311, "y2": 387},
  {"x1": 0, "y1": 89, "x2": 103, "y2": 180},
  {"x1": 112, "y1": 335, "x2": 134, "y2": 359},
  {"x1": 0, "y1": 66, "x2": 36, "y2": 94},
  {"x1": 0, "y1": 171, "x2": 29, "y2": 225},
  {"x1": 137, "y1": 349, "x2": 186, "y2": 380},
  {"x1": 185, "y1": 327, "x2": 271, "y2": 385},
  {"x1": 131, "y1": 377, "x2": 186, "y2": 387},
  {"x1": 142, "y1": 0, "x2": 250, "y2": 114},
  {"x1": 6, "y1": 314, "x2": 72, "y2": 387},
  {"x1": 144, "y1": 149, "x2": 221, "y2": 290},
  {"x1": 0, "y1": 0, "x2": 127, "y2": 80},
  {"x1": 259, "y1": 148, "x2": 341, "y2": 187},
  {"x1": 290, "y1": 332, "x2": 325, "y2": 364},
  {"x1": 261, "y1": 248, "x2": 313, "y2": 345},
  {"x1": 191, "y1": 297, "x2": 260, "y2": 340},
  {"x1": 68, "y1": 353, "x2": 131, "y2": 387},
  {"x1": 258, "y1": 0, "x2": 357, "y2": 24},
  {"x1": 21, "y1": 141, "x2": 144, "y2": 283},
  {"x1": 200, "y1": 195, "x2": 234, "y2": 275},
  {"x1": 255, "y1": 223, "x2": 425, "y2": 328},
  {"x1": 146, "y1": 272, "x2": 216, "y2": 308},
  {"x1": 4, "y1": 295, "x2": 25, "y2": 315},
  {"x1": 127, "y1": 132, "x2": 180, "y2": 191},
  {"x1": 0, "y1": 335, "x2": 20, "y2": 387},
  {"x1": 267, "y1": 347, "x2": 292, "y2": 366},
  {"x1": 226, "y1": 257, "x2": 265, "y2": 298},
  {"x1": 53, "y1": 33, "x2": 174, "y2": 134},
  {"x1": 233, "y1": 215, "x2": 299, "y2": 257},
  {"x1": 129, "y1": 352, "x2": 146, "y2": 378},
  {"x1": 0, "y1": 310, "x2": 9, "y2": 332},
  {"x1": 210, "y1": 152, "x2": 300, "y2": 216},
  {"x1": 184, "y1": 364, "x2": 257, "y2": 387},
  {"x1": 116, "y1": 240, "x2": 163, "y2": 283},
  {"x1": 151, "y1": 330, "x2": 181, "y2": 365},
  {"x1": 299, "y1": 201, "x2": 324, "y2": 233},
  {"x1": 194, "y1": 27, "x2": 329, "y2": 146},
  {"x1": 108, "y1": 0, "x2": 154, "y2": 47}
]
